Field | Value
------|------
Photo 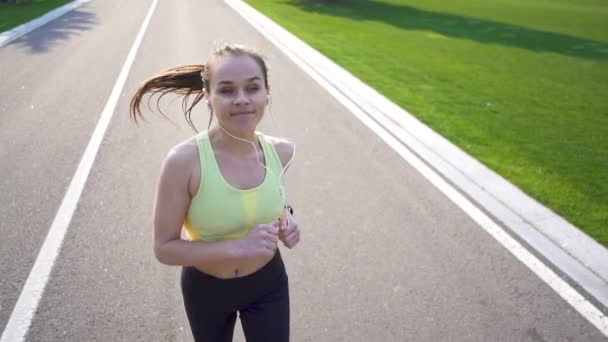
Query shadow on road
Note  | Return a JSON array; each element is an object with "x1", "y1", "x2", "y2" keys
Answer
[
  {"x1": 7, "y1": 5, "x2": 97, "y2": 54},
  {"x1": 284, "y1": 0, "x2": 608, "y2": 61}
]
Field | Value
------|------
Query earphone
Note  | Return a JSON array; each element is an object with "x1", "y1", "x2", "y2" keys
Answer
[
  {"x1": 207, "y1": 93, "x2": 296, "y2": 226},
  {"x1": 216, "y1": 122, "x2": 296, "y2": 229}
]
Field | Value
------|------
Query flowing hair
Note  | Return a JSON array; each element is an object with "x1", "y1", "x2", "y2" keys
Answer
[{"x1": 129, "y1": 43, "x2": 269, "y2": 132}]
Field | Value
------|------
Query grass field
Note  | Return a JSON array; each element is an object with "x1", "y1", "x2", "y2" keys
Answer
[
  {"x1": 245, "y1": 0, "x2": 608, "y2": 246},
  {"x1": 0, "y1": 0, "x2": 72, "y2": 33}
]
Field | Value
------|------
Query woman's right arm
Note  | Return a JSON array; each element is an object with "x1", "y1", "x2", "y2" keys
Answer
[{"x1": 152, "y1": 147, "x2": 243, "y2": 267}]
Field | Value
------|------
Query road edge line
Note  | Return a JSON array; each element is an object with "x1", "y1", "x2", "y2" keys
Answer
[{"x1": 0, "y1": 0, "x2": 159, "y2": 340}]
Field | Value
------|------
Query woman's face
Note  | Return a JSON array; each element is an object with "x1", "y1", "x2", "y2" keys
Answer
[{"x1": 207, "y1": 55, "x2": 268, "y2": 135}]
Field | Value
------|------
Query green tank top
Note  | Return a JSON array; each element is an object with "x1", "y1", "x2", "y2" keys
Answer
[{"x1": 183, "y1": 130, "x2": 286, "y2": 242}]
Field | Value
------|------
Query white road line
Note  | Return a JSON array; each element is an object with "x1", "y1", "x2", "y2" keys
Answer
[
  {"x1": 0, "y1": 0, "x2": 159, "y2": 341},
  {"x1": 224, "y1": 0, "x2": 608, "y2": 336}
]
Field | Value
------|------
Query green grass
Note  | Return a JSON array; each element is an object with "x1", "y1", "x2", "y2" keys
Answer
[
  {"x1": 0, "y1": 0, "x2": 72, "y2": 33},
  {"x1": 245, "y1": 0, "x2": 608, "y2": 246}
]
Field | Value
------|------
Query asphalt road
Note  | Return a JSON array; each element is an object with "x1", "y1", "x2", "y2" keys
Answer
[{"x1": 0, "y1": 0, "x2": 606, "y2": 341}]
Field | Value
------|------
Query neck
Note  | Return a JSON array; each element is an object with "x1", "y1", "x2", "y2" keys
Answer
[{"x1": 209, "y1": 125, "x2": 259, "y2": 155}]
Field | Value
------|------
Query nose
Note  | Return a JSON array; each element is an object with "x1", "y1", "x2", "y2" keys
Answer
[{"x1": 234, "y1": 89, "x2": 250, "y2": 105}]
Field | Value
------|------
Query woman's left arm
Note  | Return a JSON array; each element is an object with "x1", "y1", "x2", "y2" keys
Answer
[{"x1": 272, "y1": 138, "x2": 300, "y2": 249}]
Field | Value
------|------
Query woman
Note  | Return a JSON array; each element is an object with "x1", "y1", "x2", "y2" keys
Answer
[{"x1": 130, "y1": 43, "x2": 300, "y2": 342}]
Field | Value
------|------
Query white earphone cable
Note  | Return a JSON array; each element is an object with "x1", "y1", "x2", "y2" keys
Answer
[
  {"x1": 207, "y1": 93, "x2": 296, "y2": 226},
  {"x1": 215, "y1": 122, "x2": 296, "y2": 227}
]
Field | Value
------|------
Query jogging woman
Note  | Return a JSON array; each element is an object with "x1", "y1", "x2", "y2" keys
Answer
[{"x1": 130, "y1": 43, "x2": 300, "y2": 342}]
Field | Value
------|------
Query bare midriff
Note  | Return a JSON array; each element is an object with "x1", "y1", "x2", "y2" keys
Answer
[{"x1": 194, "y1": 251, "x2": 275, "y2": 279}]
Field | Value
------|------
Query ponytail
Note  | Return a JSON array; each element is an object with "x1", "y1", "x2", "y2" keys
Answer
[
  {"x1": 130, "y1": 43, "x2": 270, "y2": 132},
  {"x1": 129, "y1": 64, "x2": 206, "y2": 132}
]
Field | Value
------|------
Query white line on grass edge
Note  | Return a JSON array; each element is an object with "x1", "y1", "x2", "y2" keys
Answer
[
  {"x1": 0, "y1": 0, "x2": 159, "y2": 341},
  {"x1": 224, "y1": 0, "x2": 608, "y2": 336}
]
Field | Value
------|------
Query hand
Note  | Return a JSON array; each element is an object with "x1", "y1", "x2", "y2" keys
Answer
[
  {"x1": 237, "y1": 223, "x2": 279, "y2": 258},
  {"x1": 278, "y1": 209, "x2": 300, "y2": 249}
]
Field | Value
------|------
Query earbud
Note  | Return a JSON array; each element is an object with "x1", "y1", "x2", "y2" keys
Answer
[{"x1": 266, "y1": 94, "x2": 270, "y2": 105}]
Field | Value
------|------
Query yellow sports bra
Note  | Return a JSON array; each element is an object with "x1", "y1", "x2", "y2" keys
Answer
[{"x1": 183, "y1": 130, "x2": 286, "y2": 242}]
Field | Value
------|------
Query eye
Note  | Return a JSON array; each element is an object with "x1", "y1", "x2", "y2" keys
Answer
[
  {"x1": 246, "y1": 85, "x2": 260, "y2": 93},
  {"x1": 219, "y1": 88, "x2": 234, "y2": 95}
]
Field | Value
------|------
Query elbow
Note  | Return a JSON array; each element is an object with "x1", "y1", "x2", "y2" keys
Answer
[{"x1": 153, "y1": 240, "x2": 172, "y2": 265}]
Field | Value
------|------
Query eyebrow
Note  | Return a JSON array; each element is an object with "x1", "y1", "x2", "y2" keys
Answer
[{"x1": 217, "y1": 76, "x2": 262, "y2": 85}]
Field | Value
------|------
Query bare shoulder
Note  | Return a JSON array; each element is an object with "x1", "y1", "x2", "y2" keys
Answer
[
  {"x1": 160, "y1": 138, "x2": 199, "y2": 180},
  {"x1": 266, "y1": 135, "x2": 295, "y2": 168}
]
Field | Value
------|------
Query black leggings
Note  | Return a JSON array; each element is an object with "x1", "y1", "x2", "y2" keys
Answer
[{"x1": 181, "y1": 251, "x2": 290, "y2": 342}]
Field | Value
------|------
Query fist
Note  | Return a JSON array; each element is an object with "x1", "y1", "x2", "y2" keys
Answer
[
  {"x1": 238, "y1": 223, "x2": 279, "y2": 258},
  {"x1": 278, "y1": 208, "x2": 300, "y2": 249}
]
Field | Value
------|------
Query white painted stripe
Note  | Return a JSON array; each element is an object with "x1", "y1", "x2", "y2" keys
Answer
[
  {"x1": 224, "y1": 0, "x2": 608, "y2": 336},
  {"x1": 0, "y1": 0, "x2": 159, "y2": 340},
  {"x1": 0, "y1": 0, "x2": 92, "y2": 48}
]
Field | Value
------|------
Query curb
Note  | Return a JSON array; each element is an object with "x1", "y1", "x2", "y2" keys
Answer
[
  {"x1": 0, "y1": 0, "x2": 92, "y2": 48},
  {"x1": 224, "y1": 0, "x2": 608, "y2": 309}
]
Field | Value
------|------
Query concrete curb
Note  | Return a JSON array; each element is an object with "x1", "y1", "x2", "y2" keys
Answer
[
  {"x1": 0, "y1": 0, "x2": 92, "y2": 48},
  {"x1": 224, "y1": 0, "x2": 608, "y2": 308}
]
